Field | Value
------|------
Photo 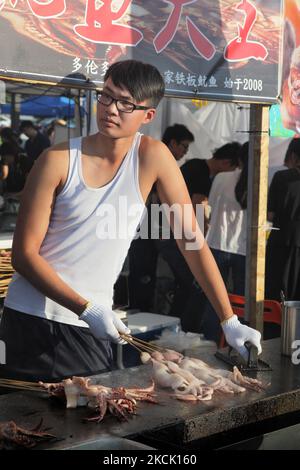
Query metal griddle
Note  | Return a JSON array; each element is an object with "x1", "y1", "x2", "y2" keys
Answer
[{"x1": 1, "y1": 339, "x2": 299, "y2": 449}]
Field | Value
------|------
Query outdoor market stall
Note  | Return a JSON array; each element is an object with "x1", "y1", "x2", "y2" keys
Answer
[{"x1": 0, "y1": 0, "x2": 297, "y2": 452}]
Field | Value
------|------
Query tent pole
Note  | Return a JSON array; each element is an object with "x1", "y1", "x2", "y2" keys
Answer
[{"x1": 245, "y1": 103, "x2": 270, "y2": 333}]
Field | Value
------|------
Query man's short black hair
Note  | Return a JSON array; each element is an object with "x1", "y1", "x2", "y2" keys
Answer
[
  {"x1": 162, "y1": 124, "x2": 194, "y2": 145},
  {"x1": 0, "y1": 141, "x2": 21, "y2": 159},
  {"x1": 0, "y1": 127, "x2": 17, "y2": 142},
  {"x1": 104, "y1": 60, "x2": 165, "y2": 108},
  {"x1": 212, "y1": 141, "x2": 242, "y2": 166},
  {"x1": 285, "y1": 137, "x2": 300, "y2": 163},
  {"x1": 19, "y1": 120, "x2": 35, "y2": 131}
]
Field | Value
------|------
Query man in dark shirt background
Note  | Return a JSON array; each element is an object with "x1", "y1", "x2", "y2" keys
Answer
[
  {"x1": 266, "y1": 138, "x2": 300, "y2": 302},
  {"x1": 20, "y1": 120, "x2": 51, "y2": 170}
]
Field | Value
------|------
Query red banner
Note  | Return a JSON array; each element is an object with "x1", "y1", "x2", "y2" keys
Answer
[{"x1": 0, "y1": 0, "x2": 283, "y2": 103}]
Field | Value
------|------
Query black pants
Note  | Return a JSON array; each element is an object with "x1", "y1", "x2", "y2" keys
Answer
[{"x1": 0, "y1": 307, "x2": 113, "y2": 382}]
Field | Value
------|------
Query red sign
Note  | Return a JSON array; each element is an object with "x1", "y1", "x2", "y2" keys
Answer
[{"x1": 0, "y1": 0, "x2": 283, "y2": 102}]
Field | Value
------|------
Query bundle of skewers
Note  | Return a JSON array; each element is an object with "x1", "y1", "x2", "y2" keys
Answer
[
  {"x1": 0, "y1": 356, "x2": 159, "y2": 424},
  {"x1": 0, "y1": 378, "x2": 46, "y2": 393},
  {"x1": 120, "y1": 333, "x2": 183, "y2": 362},
  {"x1": 0, "y1": 250, "x2": 14, "y2": 298}
]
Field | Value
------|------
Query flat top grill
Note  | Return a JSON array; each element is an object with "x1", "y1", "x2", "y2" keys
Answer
[{"x1": 0, "y1": 338, "x2": 299, "y2": 449}]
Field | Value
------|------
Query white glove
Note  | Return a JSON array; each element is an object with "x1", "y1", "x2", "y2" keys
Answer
[
  {"x1": 221, "y1": 314, "x2": 262, "y2": 361},
  {"x1": 80, "y1": 303, "x2": 131, "y2": 344}
]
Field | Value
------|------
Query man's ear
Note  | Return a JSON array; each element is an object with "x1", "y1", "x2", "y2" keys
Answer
[{"x1": 142, "y1": 108, "x2": 156, "y2": 124}]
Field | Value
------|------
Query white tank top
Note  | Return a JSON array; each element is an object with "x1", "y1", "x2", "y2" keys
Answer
[{"x1": 5, "y1": 133, "x2": 146, "y2": 327}]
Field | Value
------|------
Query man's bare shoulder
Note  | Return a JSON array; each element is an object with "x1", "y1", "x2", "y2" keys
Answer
[
  {"x1": 29, "y1": 141, "x2": 70, "y2": 187},
  {"x1": 44, "y1": 140, "x2": 69, "y2": 156},
  {"x1": 139, "y1": 135, "x2": 172, "y2": 164},
  {"x1": 37, "y1": 141, "x2": 69, "y2": 167}
]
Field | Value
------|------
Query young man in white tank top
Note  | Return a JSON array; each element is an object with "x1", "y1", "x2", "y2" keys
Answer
[{"x1": 0, "y1": 60, "x2": 261, "y2": 381}]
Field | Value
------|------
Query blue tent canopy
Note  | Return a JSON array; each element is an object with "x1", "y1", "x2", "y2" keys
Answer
[{"x1": 1, "y1": 95, "x2": 77, "y2": 118}]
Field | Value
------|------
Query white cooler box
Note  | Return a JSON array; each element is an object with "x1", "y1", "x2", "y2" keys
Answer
[{"x1": 114, "y1": 312, "x2": 180, "y2": 369}]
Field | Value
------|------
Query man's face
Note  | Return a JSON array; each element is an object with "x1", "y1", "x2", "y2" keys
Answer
[
  {"x1": 20, "y1": 127, "x2": 31, "y2": 138},
  {"x1": 97, "y1": 77, "x2": 156, "y2": 138},
  {"x1": 217, "y1": 159, "x2": 237, "y2": 173},
  {"x1": 169, "y1": 139, "x2": 191, "y2": 161}
]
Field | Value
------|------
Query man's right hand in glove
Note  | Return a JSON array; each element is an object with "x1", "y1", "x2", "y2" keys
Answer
[
  {"x1": 80, "y1": 303, "x2": 130, "y2": 344},
  {"x1": 221, "y1": 314, "x2": 262, "y2": 361}
]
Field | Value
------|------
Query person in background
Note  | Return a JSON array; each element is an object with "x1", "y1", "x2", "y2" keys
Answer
[
  {"x1": 162, "y1": 123, "x2": 194, "y2": 162},
  {"x1": 268, "y1": 140, "x2": 294, "y2": 186},
  {"x1": 202, "y1": 142, "x2": 248, "y2": 344},
  {"x1": 46, "y1": 122, "x2": 56, "y2": 146},
  {"x1": 19, "y1": 120, "x2": 51, "y2": 170},
  {"x1": 266, "y1": 138, "x2": 300, "y2": 301},
  {"x1": 0, "y1": 127, "x2": 21, "y2": 147},
  {"x1": 0, "y1": 127, "x2": 27, "y2": 194},
  {"x1": 0, "y1": 127, "x2": 21, "y2": 156},
  {"x1": 128, "y1": 124, "x2": 194, "y2": 313},
  {"x1": 181, "y1": 142, "x2": 241, "y2": 231}
]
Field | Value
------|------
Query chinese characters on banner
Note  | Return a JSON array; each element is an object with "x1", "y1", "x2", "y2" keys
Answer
[{"x1": 0, "y1": 0, "x2": 283, "y2": 102}]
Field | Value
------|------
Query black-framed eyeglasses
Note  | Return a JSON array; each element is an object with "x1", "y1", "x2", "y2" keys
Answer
[{"x1": 96, "y1": 91, "x2": 153, "y2": 113}]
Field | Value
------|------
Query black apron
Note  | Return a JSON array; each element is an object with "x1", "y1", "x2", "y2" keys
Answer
[{"x1": 0, "y1": 307, "x2": 113, "y2": 382}]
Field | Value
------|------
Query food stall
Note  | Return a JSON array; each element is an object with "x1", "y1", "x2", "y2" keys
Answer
[{"x1": 0, "y1": 0, "x2": 297, "y2": 452}]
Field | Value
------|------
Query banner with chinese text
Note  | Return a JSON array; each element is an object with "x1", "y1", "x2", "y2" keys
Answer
[{"x1": 0, "y1": 0, "x2": 283, "y2": 103}]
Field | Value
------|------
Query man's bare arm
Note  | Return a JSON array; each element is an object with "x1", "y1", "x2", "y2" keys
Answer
[
  {"x1": 11, "y1": 147, "x2": 88, "y2": 316},
  {"x1": 149, "y1": 141, "x2": 233, "y2": 322}
]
